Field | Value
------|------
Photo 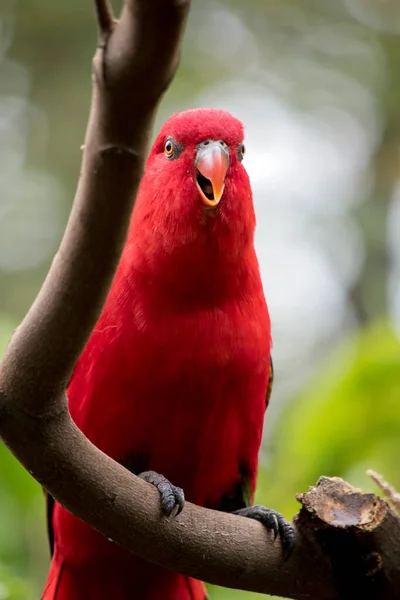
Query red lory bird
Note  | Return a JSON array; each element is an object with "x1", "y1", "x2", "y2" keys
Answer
[{"x1": 42, "y1": 108, "x2": 294, "y2": 600}]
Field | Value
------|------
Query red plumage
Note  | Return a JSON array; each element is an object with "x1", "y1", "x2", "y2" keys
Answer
[{"x1": 42, "y1": 108, "x2": 271, "y2": 599}]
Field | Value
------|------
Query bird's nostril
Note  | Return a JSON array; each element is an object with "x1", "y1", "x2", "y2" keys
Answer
[{"x1": 203, "y1": 140, "x2": 210, "y2": 146}]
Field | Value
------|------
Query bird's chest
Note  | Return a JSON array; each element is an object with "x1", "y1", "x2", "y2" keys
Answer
[
  {"x1": 123, "y1": 300, "x2": 270, "y2": 504},
  {"x1": 132, "y1": 297, "x2": 269, "y2": 398}
]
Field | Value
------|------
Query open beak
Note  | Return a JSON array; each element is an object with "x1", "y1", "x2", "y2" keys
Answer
[{"x1": 195, "y1": 141, "x2": 229, "y2": 207}]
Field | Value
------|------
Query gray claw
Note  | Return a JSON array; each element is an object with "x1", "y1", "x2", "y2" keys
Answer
[
  {"x1": 233, "y1": 505, "x2": 295, "y2": 561},
  {"x1": 138, "y1": 470, "x2": 185, "y2": 517},
  {"x1": 271, "y1": 514, "x2": 279, "y2": 541}
]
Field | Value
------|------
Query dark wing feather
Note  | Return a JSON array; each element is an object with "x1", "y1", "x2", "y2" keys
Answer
[
  {"x1": 44, "y1": 490, "x2": 55, "y2": 556},
  {"x1": 266, "y1": 355, "x2": 274, "y2": 411}
]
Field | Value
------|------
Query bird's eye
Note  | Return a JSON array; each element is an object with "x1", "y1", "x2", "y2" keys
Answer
[
  {"x1": 164, "y1": 139, "x2": 175, "y2": 157},
  {"x1": 238, "y1": 143, "x2": 246, "y2": 161},
  {"x1": 163, "y1": 137, "x2": 183, "y2": 160}
]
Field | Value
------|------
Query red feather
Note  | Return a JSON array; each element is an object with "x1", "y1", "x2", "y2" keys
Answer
[{"x1": 42, "y1": 108, "x2": 271, "y2": 599}]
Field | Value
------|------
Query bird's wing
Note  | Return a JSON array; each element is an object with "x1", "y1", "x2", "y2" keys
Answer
[{"x1": 266, "y1": 355, "x2": 274, "y2": 411}]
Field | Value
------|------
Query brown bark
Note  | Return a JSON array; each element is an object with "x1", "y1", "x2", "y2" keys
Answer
[
  {"x1": 296, "y1": 477, "x2": 400, "y2": 599},
  {"x1": 0, "y1": 1, "x2": 400, "y2": 599}
]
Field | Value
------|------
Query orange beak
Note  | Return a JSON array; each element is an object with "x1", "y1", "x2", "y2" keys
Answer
[{"x1": 195, "y1": 140, "x2": 229, "y2": 207}]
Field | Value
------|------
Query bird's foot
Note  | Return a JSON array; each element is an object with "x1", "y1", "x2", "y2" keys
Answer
[
  {"x1": 233, "y1": 505, "x2": 295, "y2": 561},
  {"x1": 138, "y1": 470, "x2": 185, "y2": 517}
]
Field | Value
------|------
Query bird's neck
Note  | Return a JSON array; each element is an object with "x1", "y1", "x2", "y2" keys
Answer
[{"x1": 120, "y1": 227, "x2": 260, "y2": 310}]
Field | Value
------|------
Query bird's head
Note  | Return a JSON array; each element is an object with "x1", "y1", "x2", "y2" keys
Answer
[
  {"x1": 133, "y1": 107, "x2": 254, "y2": 236},
  {"x1": 127, "y1": 109, "x2": 257, "y2": 293},
  {"x1": 153, "y1": 108, "x2": 247, "y2": 211}
]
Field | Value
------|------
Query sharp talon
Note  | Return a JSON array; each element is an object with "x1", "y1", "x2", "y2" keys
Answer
[
  {"x1": 138, "y1": 471, "x2": 185, "y2": 518},
  {"x1": 175, "y1": 488, "x2": 185, "y2": 515}
]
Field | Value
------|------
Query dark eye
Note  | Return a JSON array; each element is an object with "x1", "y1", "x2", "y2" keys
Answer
[
  {"x1": 238, "y1": 143, "x2": 246, "y2": 161},
  {"x1": 164, "y1": 138, "x2": 175, "y2": 157}
]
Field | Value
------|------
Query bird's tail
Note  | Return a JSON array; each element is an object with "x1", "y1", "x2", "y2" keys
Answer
[{"x1": 42, "y1": 554, "x2": 208, "y2": 600}]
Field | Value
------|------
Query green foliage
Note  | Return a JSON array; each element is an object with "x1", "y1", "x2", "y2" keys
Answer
[
  {"x1": 207, "y1": 584, "x2": 266, "y2": 599},
  {"x1": 264, "y1": 320, "x2": 400, "y2": 516},
  {"x1": 0, "y1": 563, "x2": 32, "y2": 600}
]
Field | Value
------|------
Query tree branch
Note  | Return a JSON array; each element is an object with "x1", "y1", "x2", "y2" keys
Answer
[
  {"x1": 1, "y1": 2, "x2": 400, "y2": 599},
  {"x1": 94, "y1": 0, "x2": 115, "y2": 40},
  {"x1": 368, "y1": 470, "x2": 400, "y2": 516}
]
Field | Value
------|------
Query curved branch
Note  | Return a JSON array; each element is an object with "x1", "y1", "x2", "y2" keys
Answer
[
  {"x1": 0, "y1": 0, "x2": 189, "y2": 411},
  {"x1": 1, "y1": 2, "x2": 400, "y2": 600}
]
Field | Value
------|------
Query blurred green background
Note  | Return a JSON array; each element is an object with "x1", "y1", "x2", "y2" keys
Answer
[{"x1": 1, "y1": 0, "x2": 400, "y2": 598}]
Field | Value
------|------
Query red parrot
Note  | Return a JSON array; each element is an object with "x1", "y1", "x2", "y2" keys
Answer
[{"x1": 42, "y1": 108, "x2": 294, "y2": 600}]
